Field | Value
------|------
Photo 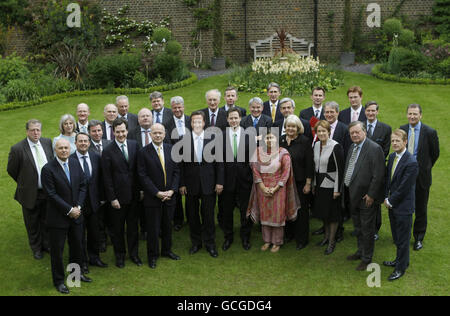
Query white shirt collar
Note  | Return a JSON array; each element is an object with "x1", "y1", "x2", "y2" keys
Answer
[
  {"x1": 351, "y1": 105, "x2": 363, "y2": 114},
  {"x1": 396, "y1": 148, "x2": 407, "y2": 160},
  {"x1": 76, "y1": 151, "x2": 89, "y2": 159},
  {"x1": 27, "y1": 137, "x2": 41, "y2": 147},
  {"x1": 152, "y1": 142, "x2": 163, "y2": 152},
  {"x1": 193, "y1": 131, "x2": 205, "y2": 139},
  {"x1": 115, "y1": 139, "x2": 127, "y2": 148}
]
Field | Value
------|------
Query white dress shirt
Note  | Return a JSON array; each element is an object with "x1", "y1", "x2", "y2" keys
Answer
[
  {"x1": 76, "y1": 151, "x2": 92, "y2": 176},
  {"x1": 27, "y1": 138, "x2": 48, "y2": 189}
]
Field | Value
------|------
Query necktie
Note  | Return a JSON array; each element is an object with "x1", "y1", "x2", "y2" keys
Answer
[
  {"x1": 408, "y1": 128, "x2": 415, "y2": 154},
  {"x1": 144, "y1": 130, "x2": 150, "y2": 146},
  {"x1": 96, "y1": 143, "x2": 102, "y2": 153},
  {"x1": 196, "y1": 136, "x2": 203, "y2": 163},
  {"x1": 253, "y1": 117, "x2": 259, "y2": 128},
  {"x1": 315, "y1": 110, "x2": 320, "y2": 118},
  {"x1": 344, "y1": 145, "x2": 359, "y2": 186},
  {"x1": 391, "y1": 155, "x2": 399, "y2": 180},
  {"x1": 352, "y1": 111, "x2": 358, "y2": 122},
  {"x1": 156, "y1": 112, "x2": 161, "y2": 124},
  {"x1": 368, "y1": 124, "x2": 373, "y2": 138},
  {"x1": 82, "y1": 156, "x2": 91, "y2": 181},
  {"x1": 157, "y1": 146, "x2": 166, "y2": 186},
  {"x1": 211, "y1": 113, "x2": 216, "y2": 127},
  {"x1": 271, "y1": 104, "x2": 276, "y2": 122},
  {"x1": 110, "y1": 126, "x2": 115, "y2": 140},
  {"x1": 177, "y1": 119, "x2": 185, "y2": 136},
  {"x1": 63, "y1": 162, "x2": 71, "y2": 183},
  {"x1": 233, "y1": 133, "x2": 238, "y2": 159},
  {"x1": 34, "y1": 144, "x2": 45, "y2": 172},
  {"x1": 81, "y1": 125, "x2": 87, "y2": 133},
  {"x1": 121, "y1": 143, "x2": 128, "y2": 162}
]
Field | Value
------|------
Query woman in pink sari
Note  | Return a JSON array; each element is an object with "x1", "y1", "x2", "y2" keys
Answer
[{"x1": 247, "y1": 131, "x2": 300, "y2": 252}]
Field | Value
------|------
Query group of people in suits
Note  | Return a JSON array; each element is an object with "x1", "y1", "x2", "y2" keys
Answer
[{"x1": 7, "y1": 83, "x2": 440, "y2": 293}]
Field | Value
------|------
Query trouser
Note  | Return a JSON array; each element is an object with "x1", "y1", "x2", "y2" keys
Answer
[
  {"x1": 109, "y1": 202, "x2": 139, "y2": 259},
  {"x1": 286, "y1": 182, "x2": 310, "y2": 245},
  {"x1": 389, "y1": 210, "x2": 412, "y2": 272},
  {"x1": 262, "y1": 226, "x2": 284, "y2": 246},
  {"x1": 186, "y1": 193, "x2": 216, "y2": 249},
  {"x1": 222, "y1": 187, "x2": 252, "y2": 243},
  {"x1": 413, "y1": 184, "x2": 430, "y2": 242},
  {"x1": 351, "y1": 202, "x2": 377, "y2": 263},
  {"x1": 22, "y1": 192, "x2": 49, "y2": 253},
  {"x1": 81, "y1": 200, "x2": 100, "y2": 263},
  {"x1": 97, "y1": 202, "x2": 110, "y2": 245},
  {"x1": 173, "y1": 193, "x2": 185, "y2": 226},
  {"x1": 145, "y1": 203, "x2": 175, "y2": 260},
  {"x1": 49, "y1": 223, "x2": 83, "y2": 286}
]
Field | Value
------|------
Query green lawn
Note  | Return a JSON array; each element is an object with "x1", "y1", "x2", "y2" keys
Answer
[{"x1": 0, "y1": 71, "x2": 448, "y2": 296}]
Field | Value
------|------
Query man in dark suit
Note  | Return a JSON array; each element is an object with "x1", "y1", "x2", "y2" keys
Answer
[
  {"x1": 88, "y1": 120, "x2": 112, "y2": 155},
  {"x1": 299, "y1": 87, "x2": 326, "y2": 122},
  {"x1": 167, "y1": 96, "x2": 191, "y2": 231},
  {"x1": 7, "y1": 119, "x2": 53, "y2": 260},
  {"x1": 137, "y1": 123, "x2": 181, "y2": 269},
  {"x1": 220, "y1": 86, "x2": 247, "y2": 117},
  {"x1": 116, "y1": 95, "x2": 138, "y2": 135},
  {"x1": 70, "y1": 133, "x2": 108, "y2": 273},
  {"x1": 179, "y1": 111, "x2": 224, "y2": 258},
  {"x1": 150, "y1": 91, "x2": 173, "y2": 128},
  {"x1": 102, "y1": 117, "x2": 142, "y2": 268},
  {"x1": 262, "y1": 82, "x2": 283, "y2": 123},
  {"x1": 102, "y1": 104, "x2": 118, "y2": 141},
  {"x1": 383, "y1": 129, "x2": 419, "y2": 281},
  {"x1": 221, "y1": 108, "x2": 254, "y2": 251},
  {"x1": 202, "y1": 89, "x2": 228, "y2": 130},
  {"x1": 241, "y1": 97, "x2": 272, "y2": 137},
  {"x1": 338, "y1": 86, "x2": 367, "y2": 125},
  {"x1": 344, "y1": 121, "x2": 385, "y2": 271},
  {"x1": 273, "y1": 98, "x2": 312, "y2": 141},
  {"x1": 41, "y1": 138, "x2": 91, "y2": 294},
  {"x1": 129, "y1": 108, "x2": 153, "y2": 150},
  {"x1": 364, "y1": 100, "x2": 392, "y2": 240},
  {"x1": 400, "y1": 104, "x2": 440, "y2": 251},
  {"x1": 75, "y1": 103, "x2": 90, "y2": 133}
]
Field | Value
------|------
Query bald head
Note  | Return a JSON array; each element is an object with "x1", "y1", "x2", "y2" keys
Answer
[
  {"x1": 54, "y1": 138, "x2": 71, "y2": 162},
  {"x1": 150, "y1": 123, "x2": 166, "y2": 146},
  {"x1": 104, "y1": 104, "x2": 118, "y2": 124},
  {"x1": 138, "y1": 108, "x2": 153, "y2": 130}
]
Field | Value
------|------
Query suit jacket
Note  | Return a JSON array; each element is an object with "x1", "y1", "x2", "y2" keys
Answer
[
  {"x1": 300, "y1": 106, "x2": 325, "y2": 121},
  {"x1": 223, "y1": 127, "x2": 254, "y2": 192},
  {"x1": 400, "y1": 123, "x2": 439, "y2": 189},
  {"x1": 240, "y1": 114, "x2": 273, "y2": 133},
  {"x1": 137, "y1": 143, "x2": 180, "y2": 208},
  {"x1": 7, "y1": 137, "x2": 54, "y2": 209},
  {"x1": 344, "y1": 138, "x2": 386, "y2": 207},
  {"x1": 280, "y1": 134, "x2": 314, "y2": 184},
  {"x1": 220, "y1": 105, "x2": 247, "y2": 118},
  {"x1": 152, "y1": 107, "x2": 173, "y2": 128},
  {"x1": 263, "y1": 100, "x2": 283, "y2": 122},
  {"x1": 75, "y1": 122, "x2": 89, "y2": 134},
  {"x1": 41, "y1": 158, "x2": 87, "y2": 229},
  {"x1": 69, "y1": 151, "x2": 102, "y2": 212},
  {"x1": 179, "y1": 134, "x2": 224, "y2": 196},
  {"x1": 385, "y1": 151, "x2": 419, "y2": 216},
  {"x1": 202, "y1": 107, "x2": 228, "y2": 130},
  {"x1": 165, "y1": 114, "x2": 191, "y2": 144},
  {"x1": 332, "y1": 121, "x2": 351, "y2": 158},
  {"x1": 101, "y1": 121, "x2": 115, "y2": 140},
  {"x1": 338, "y1": 107, "x2": 367, "y2": 125},
  {"x1": 102, "y1": 139, "x2": 139, "y2": 204},
  {"x1": 90, "y1": 139, "x2": 112, "y2": 156},
  {"x1": 367, "y1": 120, "x2": 391, "y2": 159}
]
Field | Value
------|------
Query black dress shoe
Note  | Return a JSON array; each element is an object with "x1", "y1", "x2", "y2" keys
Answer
[
  {"x1": 388, "y1": 270, "x2": 405, "y2": 281},
  {"x1": 173, "y1": 224, "x2": 182, "y2": 232},
  {"x1": 116, "y1": 257, "x2": 125, "y2": 269},
  {"x1": 324, "y1": 242, "x2": 336, "y2": 255},
  {"x1": 82, "y1": 263, "x2": 89, "y2": 274},
  {"x1": 89, "y1": 258, "x2": 108, "y2": 268},
  {"x1": 383, "y1": 260, "x2": 397, "y2": 267},
  {"x1": 207, "y1": 247, "x2": 219, "y2": 258},
  {"x1": 162, "y1": 251, "x2": 181, "y2": 260},
  {"x1": 55, "y1": 283, "x2": 69, "y2": 294},
  {"x1": 189, "y1": 245, "x2": 202, "y2": 255},
  {"x1": 414, "y1": 240, "x2": 423, "y2": 251},
  {"x1": 374, "y1": 234, "x2": 379, "y2": 241},
  {"x1": 149, "y1": 258, "x2": 157, "y2": 269},
  {"x1": 316, "y1": 239, "x2": 329, "y2": 247},
  {"x1": 33, "y1": 251, "x2": 43, "y2": 260},
  {"x1": 312, "y1": 227, "x2": 325, "y2": 235},
  {"x1": 296, "y1": 243, "x2": 307, "y2": 250},
  {"x1": 80, "y1": 274, "x2": 92, "y2": 283},
  {"x1": 99, "y1": 242, "x2": 107, "y2": 253},
  {"x1": 222, "y1": 240, "x2": 232, "y2": 251},
  {"x1": 242, "y1": 240, "x2": 251, "y2": 251},
  {"x1": 131, "y1": 256, "x2": 143, "y2": 266}
]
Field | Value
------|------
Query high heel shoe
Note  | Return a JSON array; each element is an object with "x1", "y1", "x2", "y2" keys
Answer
[
  {"x1": 316, "y1": 239, "x2": 329, "y2": 247},
  {"x1": 324, "y1": 242, "x2": 336, "y2": 255}
]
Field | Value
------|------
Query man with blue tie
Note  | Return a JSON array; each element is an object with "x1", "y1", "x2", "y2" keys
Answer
[
  {"x1": 137, "y1": 123, "x2": 181, "y2": 269},
  {"x1": 383, "y1": 129, "x2": 419, "y2": 281},
  {"x1": 75, "y1": 103, "x2": 90, "y2": 133},
  {"x1": 400, "y1": 104, "x2": 440, "y2": 251},
  {"x1": 41, "y1": 138, "x2": 92, "y2": 294},
  {"x1": 150, "y1": 91, "x2": 173, "y2": 128}
]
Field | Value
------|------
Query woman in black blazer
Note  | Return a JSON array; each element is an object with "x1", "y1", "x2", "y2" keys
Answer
[{"x1": 280, "y1": 115, "x2": 314, "y2": 250}]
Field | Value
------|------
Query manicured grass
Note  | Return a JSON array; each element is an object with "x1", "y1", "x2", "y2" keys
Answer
[{"x1": 0, "y1": 71, "x2": 448, "y2": 296}]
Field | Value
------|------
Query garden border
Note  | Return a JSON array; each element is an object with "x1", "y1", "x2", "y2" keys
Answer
[
  {"x1": 372, "y1": 64, "x2": 450, "y2": 85},
  {"x1": 0, "y1": 72, "x2": 198, "y2": 112}
]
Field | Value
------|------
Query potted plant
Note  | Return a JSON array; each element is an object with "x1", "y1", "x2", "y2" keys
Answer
[
  {"x1": 341, "y1": 0, "x2": 355, "y2": 65},
  {"x1": 211, "y1": 0, "x2": 225, "y2": 70}
]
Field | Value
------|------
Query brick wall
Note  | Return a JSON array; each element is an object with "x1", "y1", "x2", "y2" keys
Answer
[{"x1": 4, "y1": 0, "x2": 435, "y2": 63}]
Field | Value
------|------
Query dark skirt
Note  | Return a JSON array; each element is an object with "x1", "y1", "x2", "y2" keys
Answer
[{"x1": 313, "y1": 187, "x2": 340, "y2": 223}]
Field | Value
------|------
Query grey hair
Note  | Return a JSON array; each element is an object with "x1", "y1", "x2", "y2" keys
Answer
[
  {"x1": 284, "y1": 114, "x2": 304, "y2": 135},
  {"x1": 149, "y1": 91, "x2": 164, "y2": 101},
  {"x1": 205, "y1": 89, "x2": 221, "y2": 100},
  {"x1": 26, "y1": 119, "x2": 42, "y2": 130},
  {"x1": 267, "y1": 82, "x2": 281, "y2": 93},
  {"x1": 171, "y1": 96, "x2": 185, "y2": 105},
  {"x1": 116, "y1": 95, "x2": 129, "y2": 104},
  {"x1": 59, "y1": 114, "x2": 76, "y2": 134},
  {"x1": 280, "y1": 97, "x2": 295, "y2": 109},
  {"x1": 248, "y1": 97, "x2": 263, "y2": 107},
  {"x1": 348, "y1": 120, "x2": 367, "y2": 133},
  {"x1": 323, "y1": 101, "x2": 340, "y2": 112}
]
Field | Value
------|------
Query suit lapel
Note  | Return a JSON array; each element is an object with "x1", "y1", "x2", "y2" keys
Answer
[
  {"x1": 23, "y1": 139, "x2": 38, "y2": 174},
  {"x1": 350, "y1": 140, "x2": 369, "y2": 183}
]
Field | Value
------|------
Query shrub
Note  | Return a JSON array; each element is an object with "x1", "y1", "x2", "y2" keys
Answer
[
  {"x1": 398, "y1": 29, "x2": 415, "y2": 48},
  {"x1": 86, "y1": 53, "x2": 142, "y2": 88},
  {"x1": 383, "y1": 18, "x2": 403, "y2": 40},
  {"x1": 0, "y1": 53, "x2": 30, "y2": 86},
  {"x1": 0, "y1": 78, "x2": 40, "y2": 102},
  {"x1": 152, "y1": 27, "x2": 172, "y2": 44},
  {"x1": 166, "y1": 40, "x2": 182, "y2": 55},
  {"x1": 153, "y1": 52, "x2": 189, "y2": 83},
  {"x1": 387, "y1": 47, "x2": 429, "y2": 75},
  {"x1": 436, "y1": 57, "x2": 450, "y2": 77}
]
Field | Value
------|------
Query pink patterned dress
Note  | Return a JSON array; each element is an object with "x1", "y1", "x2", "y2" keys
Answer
[{"x1": 247, "y1": 147, "x2": 299, "y2": 227}]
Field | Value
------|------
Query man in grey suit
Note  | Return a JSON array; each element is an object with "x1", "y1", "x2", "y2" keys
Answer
[
  {"x1": 7, "y1": 119, "x2": 54, "y2": 260},
  {"x1": 343, "y1": 121, "x2": 385, "y2": 271}
]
